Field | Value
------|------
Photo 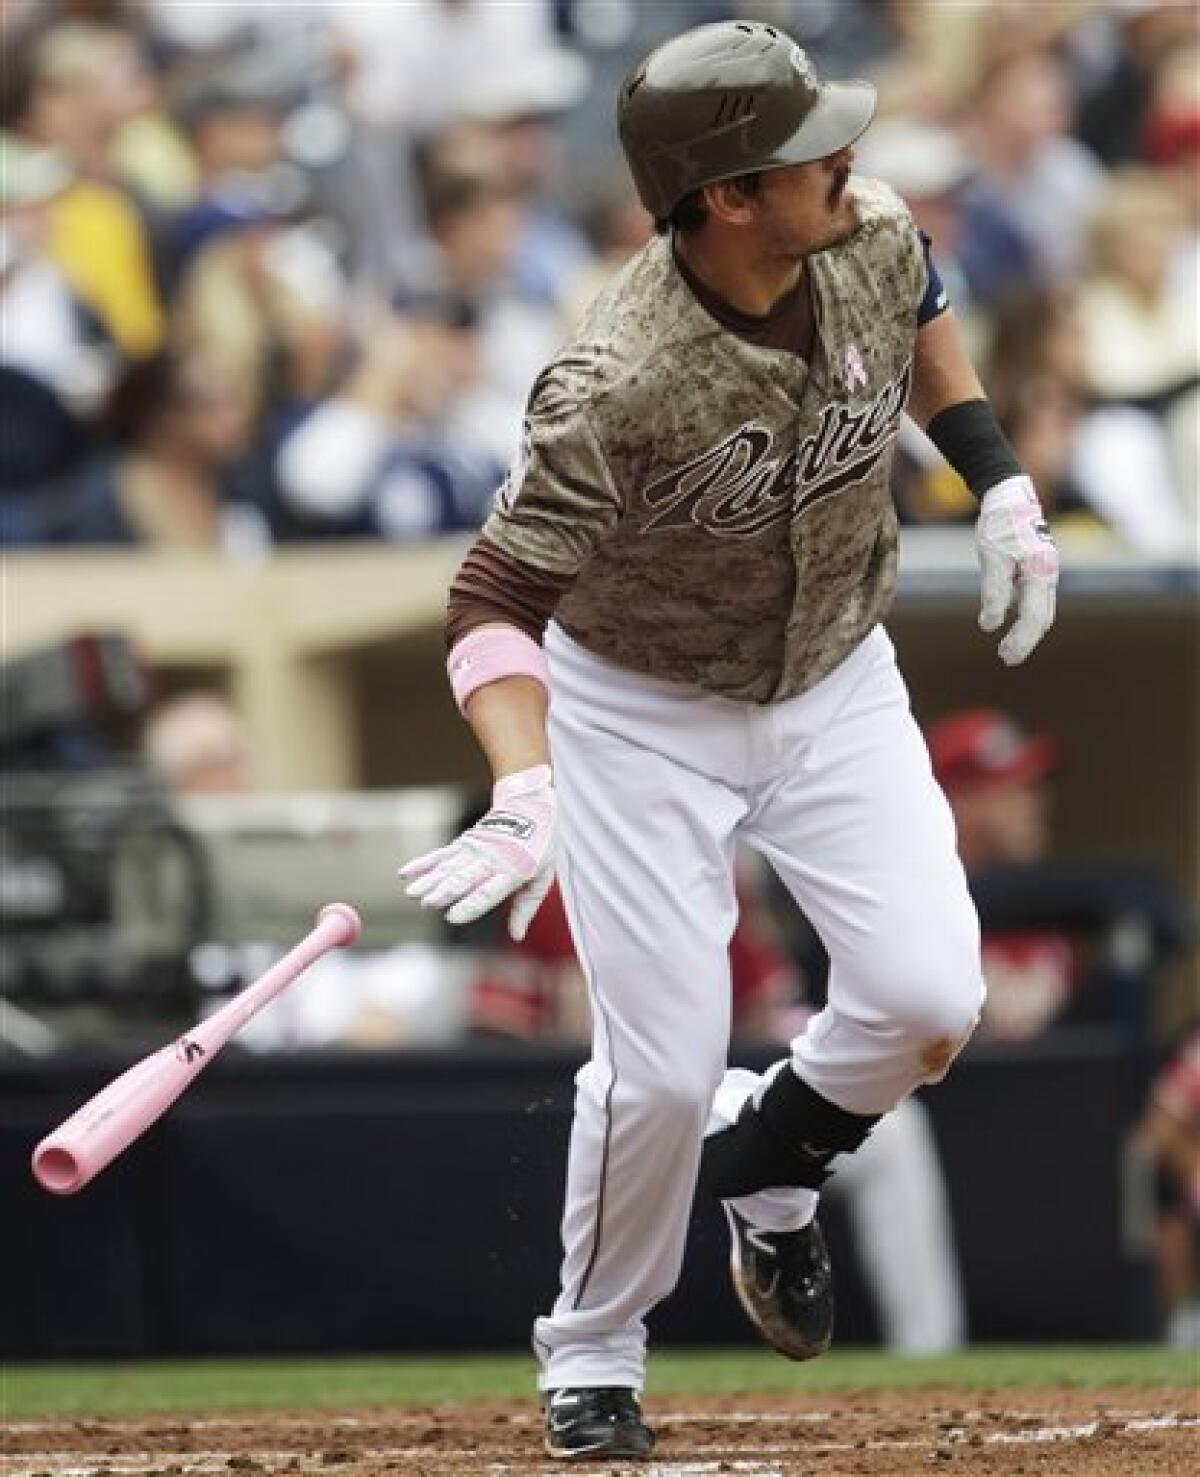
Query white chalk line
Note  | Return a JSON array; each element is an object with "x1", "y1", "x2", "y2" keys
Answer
[
  {"x1": 7, "y1": 1403, "x2": 1194, "y2": 1434},
  {"x1": 5, "y1": 1413, "x2": 1199, "y2": 1476}
]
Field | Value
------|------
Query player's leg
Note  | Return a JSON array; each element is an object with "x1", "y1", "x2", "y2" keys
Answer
[
  {"x1": 700, "y1": 627, "x2": 984, "y2": 1348},
  {"x1": 535, "y1": 625, "x2": 747, "y2": 1415},
  {"x1": 745, "y1": 628, "x2": 984, "y2": 1117}
]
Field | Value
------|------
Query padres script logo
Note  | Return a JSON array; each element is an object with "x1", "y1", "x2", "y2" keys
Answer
[{"x1": 641, "y1": 361, "x2": 912, "y2": 539}]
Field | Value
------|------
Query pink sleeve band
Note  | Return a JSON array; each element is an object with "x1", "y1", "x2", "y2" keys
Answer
[{"x1": 447, "y1": 626, "x2": 550, "y2": 713}]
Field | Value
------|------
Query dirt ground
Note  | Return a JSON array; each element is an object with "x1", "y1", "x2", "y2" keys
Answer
[{"x1": 4, "y1": 1388, "x2": 1197, "y2": 1477}]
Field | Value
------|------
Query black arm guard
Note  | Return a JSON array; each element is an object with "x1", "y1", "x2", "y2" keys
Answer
[{"x1": 926, "y1": 398, "x2": 1022, "y2": 498}]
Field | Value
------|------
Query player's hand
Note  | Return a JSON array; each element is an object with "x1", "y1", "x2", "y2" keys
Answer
[
  {"x1": 975, "y1": 475, "x2": 1060, "y2": 666},
  {"x1": 399, "y1": 764, "x2": 556, "y2": 941}
]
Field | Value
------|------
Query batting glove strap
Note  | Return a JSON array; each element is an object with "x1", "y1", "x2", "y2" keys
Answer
[
  {"x1": 399, "y1": 765, "x2": 556, "y2": 939},
  {"x1": 975, "y1": 475, "x2": 1060, "y2": 667}
]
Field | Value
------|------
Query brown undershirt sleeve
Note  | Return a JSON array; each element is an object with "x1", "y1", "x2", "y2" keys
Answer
[{"x1": 446, "y1": 535, "x2": 575, "y2": 649}]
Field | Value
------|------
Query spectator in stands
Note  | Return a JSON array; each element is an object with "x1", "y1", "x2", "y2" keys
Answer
[
  {"x1": 1140, "y1": 42, "x2": 1200, "y2": 537},
  {"x1": 858, "y1": 0, "x2": 988, "y2": 121},
  {"x1": 1080, "y1": 170, "x2": 1197, "y2": 404},
  {"x1": 933, "y1": 709, "x2": 1059, "y2": 868},
  {"x1": 929, "y1": 708, "x2": 1077, "y2": 1041},
  {"x1": 5, "y1": 350, "x2": 255, "y2": 548},
  {"x1": 1075, "y1": 169, "x2": 1198, "y2": 554},
  {"x1": 411, "y1": 125, "x2": 525, "y2": 299},
  {"x1": 1142, "y1": 44, "x2": 1200, "y2": 300},
  {"x1": 2, "y1": 7, "x2": 197, "y2": 217},
  {"x1": 984, "y1": 286, "x2": 1123, "y2": 542},
  {"x1": 1135, "y1": 1031, "x2": 1200, "y2": 1347},
  {"x1": 4, "y1": 15, "x2": 157, "y2": 185},
  {"x1": 985, "y1": 282, "x2": 1088, "y2": 416},
  {"x1": 4, "y1": 19, "x2": 164, "y2": 357},
  {"x1": 143, "y1": 691, "x2": 255, "y2": 796},
  {"x1": 928, "y1": 708, "x2": 1188, "y2": 1042},
  {"x1": 167, "y1": 73, "x2": 293, "y2": 280},
  {"x1": 0, "y1": 133, "x2": 116, "y2": 499},
  {"x1": 455, "y1": 54, "x2": 593, "y2": 312},
  {"x1": 1075, "y1": 0, "x2": 1199, "y2": 168},
  {"x1": 971, "y1": 281, "x2": 1187, "y2": 554},
  {"x1": 958, "y1": 46, "x2": 1105, "y2": 298},
  {"x1": 169, "y1": 74, "x2": 348, "y2": 423},
  {"x1": 1139, "y1": 40, "x2": 1200, "y2": 283},
  {"x1": 4, "y1": 2, "x2": 1194, "y2": 564},
  {"x1": 866, "y1": 0, "x2": 1091, "y2": 123},
  {"x1": 408, "y1": 122, "x2": 566, "y2": 464},
  {"x1": 273, "y1": 290, "x2": 501, "y2": 541}
]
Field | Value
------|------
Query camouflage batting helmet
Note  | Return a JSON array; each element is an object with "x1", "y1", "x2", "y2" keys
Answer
[{"x1": 618, "y1": 21, "x2": 877, "y2": 220}]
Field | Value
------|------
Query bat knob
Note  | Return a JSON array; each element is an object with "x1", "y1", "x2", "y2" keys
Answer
[{"x1": 318, "y1": 902, "x2": 363, "y2": 946}]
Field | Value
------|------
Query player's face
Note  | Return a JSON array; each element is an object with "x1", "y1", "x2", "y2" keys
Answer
[
  {"x1": 951, "y1": 778, "x2": 1051, "y2": 867},
  {"x1": 756, "y1": 146, "x2": 858, "y2": 256}
]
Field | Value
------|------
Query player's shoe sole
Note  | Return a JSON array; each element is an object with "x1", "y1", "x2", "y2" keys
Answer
[
  {"x1": 725, "y1": 1204, "x2": 834, "y2": 1361},
  {"x1": 544, "y1": 1386, "x2": 655, "y2": 1460}
]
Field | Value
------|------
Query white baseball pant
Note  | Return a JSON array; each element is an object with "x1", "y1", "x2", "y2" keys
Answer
[{"x1": 533, "y1": 622, "x2": 984, "y2": 1391}]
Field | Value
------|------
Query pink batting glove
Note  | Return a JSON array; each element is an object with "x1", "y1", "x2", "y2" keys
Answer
[
  {"x1": 399, "y1": 764, "x2": 556, "y2": 941},
  {"x1": 975, "y1": 475, "x2": 1060, "y2": 666}
]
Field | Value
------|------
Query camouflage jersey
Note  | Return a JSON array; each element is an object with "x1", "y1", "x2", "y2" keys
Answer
[{"x1": 482, "y1": 176, "x2": 928, "y2": 704}]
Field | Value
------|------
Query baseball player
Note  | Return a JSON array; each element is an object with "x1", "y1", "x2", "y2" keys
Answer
[{"x1": 402, "y1": 22, "x2": 1059, "y2": 1462}]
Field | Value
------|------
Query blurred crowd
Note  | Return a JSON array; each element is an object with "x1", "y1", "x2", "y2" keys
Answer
[{"x1": 2, "y1": 0, "x2": 1197, "y2": 556}]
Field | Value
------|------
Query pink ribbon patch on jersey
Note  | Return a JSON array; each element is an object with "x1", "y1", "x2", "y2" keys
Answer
[
  {"x1": 844, "y1": 344, "x2": 867, "y2": 391},
  {"x1": 839, "y1": 344, "x2": 868, "y2": 389}
]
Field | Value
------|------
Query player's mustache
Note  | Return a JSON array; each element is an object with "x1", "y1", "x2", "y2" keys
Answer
[{"x1": 828, "y1": 165, "x2": 851, "y2": 207}]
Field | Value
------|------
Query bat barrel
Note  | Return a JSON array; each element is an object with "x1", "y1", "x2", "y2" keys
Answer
[
  {"x1": 31, "y1": 903, "x2": 364, "y2": 1195},
  {"x1": 30, "y1": 1046, "x2": 191, "y2": 1196}
]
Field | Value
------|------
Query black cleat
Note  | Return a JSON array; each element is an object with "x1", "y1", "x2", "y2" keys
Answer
[
  {"x1": 725, "y1": 1204, "x2": 834, "y2": 1360},
  {"x1": 544, "y1": 1386, "x2": 655, "y2": 1461}
]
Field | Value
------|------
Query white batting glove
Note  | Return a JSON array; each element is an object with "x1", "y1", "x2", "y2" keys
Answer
[
  {"x1": 975, "y1": 475, "x2": 1060, "y2": 666},
  {"x1": 399, "y1": 764, "x2": 556, "y2": 941}
]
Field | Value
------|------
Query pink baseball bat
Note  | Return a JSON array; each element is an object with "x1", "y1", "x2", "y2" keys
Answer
[{"x1": 31, "y1": 902, "x2": 363, "y2": 1196}]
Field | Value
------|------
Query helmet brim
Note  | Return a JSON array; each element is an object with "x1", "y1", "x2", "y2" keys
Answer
[{"x1": 769, "y1": 80, "x2": 878, "y2": 167}]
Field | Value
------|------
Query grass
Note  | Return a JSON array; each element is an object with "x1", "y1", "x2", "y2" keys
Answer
[{"x1": 3, "y1": 1347, "x2": 1196, "y2": 1420}]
